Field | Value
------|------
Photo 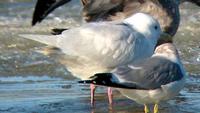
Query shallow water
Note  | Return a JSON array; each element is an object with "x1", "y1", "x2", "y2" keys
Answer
[
  {"x1": 0, "y1": 75, "x2": 200, "y2": 113},
  {"x1": 0, "y1": 0, "x2": 200, "y2": 113}
]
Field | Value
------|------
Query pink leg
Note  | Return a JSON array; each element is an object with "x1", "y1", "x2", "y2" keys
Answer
[
  {"x1": 107, "y1": 87, "x2": 113, "y2": 105},
  {"x1": 90, "y1": 84, "x2": 96, "y2": 107}
]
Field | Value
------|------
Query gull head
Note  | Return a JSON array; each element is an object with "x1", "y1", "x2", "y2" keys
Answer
[
  {"x1": 123, "y1": 13, "x2": 162, "y2": 45},
  {"x1": 154, "y1": 43, "x2": 180, "y2": 63}
]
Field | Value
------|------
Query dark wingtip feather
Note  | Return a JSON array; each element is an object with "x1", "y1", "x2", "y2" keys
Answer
[
  {"x1": 78, "y1": 73, "x2": 113, "y2": 85},
  {"x1": 78, "y1": 80, "x2": 93, "y2": 84},
  {"x1": 51, "y1": 28, "x2": 68, "y2": 35},
  {"x1": 32, "y1": 0, "x2": 71, "y2": 26},
  {"x1": 78, "y1": 73, "x2": 140, "y2": 89}
]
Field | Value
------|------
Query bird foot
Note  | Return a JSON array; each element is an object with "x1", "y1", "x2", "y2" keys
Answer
[
  {"x1": 154, "y1": 104, "x2": 159, "y2": 113},
  {"x1": 144, "y1": 104, "x2": 150, "y2": 113}
]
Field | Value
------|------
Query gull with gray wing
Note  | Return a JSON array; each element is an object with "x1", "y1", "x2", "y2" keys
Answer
[{"x1": 79, "y1": 43, "x2": 186, "y2": 113}]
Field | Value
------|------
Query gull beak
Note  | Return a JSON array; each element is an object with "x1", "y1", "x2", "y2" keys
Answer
[{"x1": 156, "y1": 33, "x2": 173, "y2": 47}]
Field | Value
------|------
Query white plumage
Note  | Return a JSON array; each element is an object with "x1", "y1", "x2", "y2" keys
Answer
[
  {"x1": 20, "y1": 13, "x2": 163, "y2": 106},
  {"x1": 20, "y1": 13, "x2": 162, "y2": 80}
]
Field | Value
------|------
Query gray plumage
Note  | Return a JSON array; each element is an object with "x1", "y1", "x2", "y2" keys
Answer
[
  {"x1": 79, "y1": 43, "x2": 186, "y2": 112},
  {"x1": 112, "y1": 56, "x2": 184, "y2": 90},
  {"x1": 80, "y1": 56, "x2": 184, "y2": 90}
]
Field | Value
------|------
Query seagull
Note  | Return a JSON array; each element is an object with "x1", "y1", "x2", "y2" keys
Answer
[
  {"x1": 20, "y1": 13, "x2": 166, "y2": 106},
  {"x1": 79, "y1": 42, "x2": 186, "y2": 113},
  {"x1": 32, "y1": 0, "x2": 200, "y2": 36}
]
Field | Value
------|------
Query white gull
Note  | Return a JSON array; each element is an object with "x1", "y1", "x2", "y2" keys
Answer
[{"x1": 20, "y1": 13, "x2": 164, "y2": 106}]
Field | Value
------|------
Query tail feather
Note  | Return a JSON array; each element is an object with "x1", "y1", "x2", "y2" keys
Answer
[{"x1": 19, "y1": 34, "x2": 60, "y2": 47}]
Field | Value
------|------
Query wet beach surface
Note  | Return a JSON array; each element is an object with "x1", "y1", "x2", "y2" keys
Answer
[
  {"x1": 0, "y1": 75, "x2": 200, "y2": 113},
  {"x1": 0, "y1": 0, "x2": 200, "y2": 113}
]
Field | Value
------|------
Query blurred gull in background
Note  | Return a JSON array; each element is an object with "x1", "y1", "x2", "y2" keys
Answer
[{"x1": 32, "y1": 0, "x2": 200, "y2": 37}]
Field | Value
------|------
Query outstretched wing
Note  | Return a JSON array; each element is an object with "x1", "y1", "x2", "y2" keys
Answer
[
  {"x1": 32, "y1": 0, "x2": 200, "y2": 25},
  {"x1": 32, "y1": 0, "x2": 71, "y2": 26}
]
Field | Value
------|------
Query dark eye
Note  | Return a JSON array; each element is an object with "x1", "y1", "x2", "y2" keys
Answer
[{"x1": 154, "y1": 26, "x2": 158, "y2": 30}]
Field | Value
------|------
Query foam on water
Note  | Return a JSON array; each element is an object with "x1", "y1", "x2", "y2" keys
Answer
[{"x1": 0, "y1": 75, "x2": 62, "y2": 83}]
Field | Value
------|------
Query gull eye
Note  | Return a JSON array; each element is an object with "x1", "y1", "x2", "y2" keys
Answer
[{"x1": 154, "y1": 25, "x2": 158, "y2": 30}]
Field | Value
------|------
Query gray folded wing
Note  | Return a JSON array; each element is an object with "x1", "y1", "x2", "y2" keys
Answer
[
  {"x1": 58, "y1": 23, "x2": 140, "y2": 67},
  {"x1": 113, "y1": 56, "x2": 184, "y2": 90},
  {"x1": 21, "y1": 22, "x2": 141, "y2": 68}
]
